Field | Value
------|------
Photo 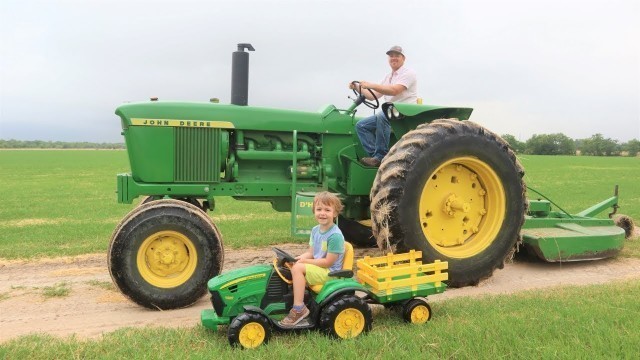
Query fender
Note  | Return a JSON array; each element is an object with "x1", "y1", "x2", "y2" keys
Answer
[{"x1": 382, "y1": 102, "x2": 474, "y2": 137}]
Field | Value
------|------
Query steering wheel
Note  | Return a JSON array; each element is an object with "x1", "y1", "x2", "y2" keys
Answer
[
  {"x1": 273, "y1": 247, "x2": 296, "y2": 266},
  {"x1": 351, "y1": 81, "x2": 379, "y2": 109}
]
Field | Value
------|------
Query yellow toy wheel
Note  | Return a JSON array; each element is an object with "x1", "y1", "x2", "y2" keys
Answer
[
  {"x1": 402, "y1": 299, "x2": 432, "y2": 324},
  {"x1": 228, "y1": 312, "x2": 272, "y2": 349},
  {"x1": 320, "y1": 295, "x2": 372, "y2": 339},
  {"x1": 370, "y1": 119, "x2": 526, "y2": 287}
]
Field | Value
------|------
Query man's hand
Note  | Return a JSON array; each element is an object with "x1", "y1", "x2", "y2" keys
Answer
[{"x1": 360, "y1": 81, "x2": 374, "y2": 90}]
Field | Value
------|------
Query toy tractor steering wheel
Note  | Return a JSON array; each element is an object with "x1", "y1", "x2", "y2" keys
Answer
[
  {"x1": 351, "y1": 81, "x2": 380, "y2": 110},
  {"x1": 273, "y1": 247, "x2": 296, "y2": 267}
]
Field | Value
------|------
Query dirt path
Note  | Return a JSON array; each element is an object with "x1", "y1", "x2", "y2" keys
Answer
[{"x1": 1, "y1": 243, "x2": 640, "y2": 343}]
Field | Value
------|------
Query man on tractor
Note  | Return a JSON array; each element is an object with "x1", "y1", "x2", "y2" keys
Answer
[{"x1": 350, "y1": 45, "x2": 418, "y2": 167}]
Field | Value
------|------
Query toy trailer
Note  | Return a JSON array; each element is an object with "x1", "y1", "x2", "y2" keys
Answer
[{"x1": 357, "y1": 250, "x2": 448, "y2": 323}]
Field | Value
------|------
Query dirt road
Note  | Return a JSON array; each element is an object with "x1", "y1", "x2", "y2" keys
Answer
[{"x1": 2, "y1": 243, "x2": 640, "y2": 343}]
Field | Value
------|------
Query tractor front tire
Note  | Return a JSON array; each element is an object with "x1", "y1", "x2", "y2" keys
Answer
[
  {"x1": 370, "y1": 119, "x2": 526, "y2": 287},
  {"x1": 108, "y1": 199, "x2": 223, "y2": 309},
  {"x1": 319, "y1": 295, "x2": 372, "y2": 339},
  {"x1": 228, "y1": 312, "x2": 272, "y2": 349}
]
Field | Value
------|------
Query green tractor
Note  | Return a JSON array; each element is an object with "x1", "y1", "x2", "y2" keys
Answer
[{"x1": 109, "y1": 44, "x2": 631, "y2": 310}]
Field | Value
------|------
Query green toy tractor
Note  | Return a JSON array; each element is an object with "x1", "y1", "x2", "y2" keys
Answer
[
  {"x1": 109, "y1": 43, "x2": 630, "y2": 310},
  {"x1": 200, "y1": 245, "x2": 447, "y2": 348}
]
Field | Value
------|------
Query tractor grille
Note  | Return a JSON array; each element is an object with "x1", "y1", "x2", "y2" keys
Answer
[
  {"x1": 174, "y1": 127, "x2": 221, "y2": 183},
  {"x1": 260, "y1": 272, "x2": 290, "y2": 309},
  {"x1": 210, "y1": 290, "x2": 225, "y2": 315}
]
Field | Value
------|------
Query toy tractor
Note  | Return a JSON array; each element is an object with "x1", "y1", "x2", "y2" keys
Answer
[
  {"x1": 200, "y1": 245, "x2": 447, "y2": 348},
  {"x1": 109, "y1": 43, "x2": 630, "y2": 310}
]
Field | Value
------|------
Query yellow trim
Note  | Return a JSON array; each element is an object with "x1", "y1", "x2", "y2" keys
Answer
[
  {"x1": 334, "y1": 308, "x2": 366, "y2": 339},
  {"x1": 131, "y1": 118, "x2": 235, "y2": 129},
  {"x1": 136, "y1": 230, "x2": 197, "y2": 289},
  {"x1": 238, "y1": 322, "x2": 266, "y2": 348},
  {"x1": 418, "y1": 157, "x2": 506, "y2": 258},
  {"x1": 221, "y1": 273, "x2": 267, "y2": 289}
]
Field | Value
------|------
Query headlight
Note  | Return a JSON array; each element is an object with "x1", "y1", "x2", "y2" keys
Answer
[{"x1": 385, "y1": 105, "x2": 401, "y2": 120}]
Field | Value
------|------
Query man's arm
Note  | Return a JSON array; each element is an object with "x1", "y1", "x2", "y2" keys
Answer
[{"x1": 360, "y1": 81, "x2": 406, "y2": 97}]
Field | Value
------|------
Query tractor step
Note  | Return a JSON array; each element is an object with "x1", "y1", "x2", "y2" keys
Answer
[{"x1": 291, "y1": 192, "x2": 317, "y2": 237}]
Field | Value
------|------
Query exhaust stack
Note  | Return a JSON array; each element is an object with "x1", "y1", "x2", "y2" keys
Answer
[{"x1": 231, "y1": 43, "x2": 255, "y2": 106}]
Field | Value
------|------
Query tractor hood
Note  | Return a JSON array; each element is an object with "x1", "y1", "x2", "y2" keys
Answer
[{"x1": 116, "y1": 101, "x2": 353, "y2": 134}]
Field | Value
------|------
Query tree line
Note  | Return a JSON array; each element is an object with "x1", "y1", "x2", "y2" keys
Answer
[
  {"x1": 501, "y1": 133, "x2": 640, "y2": 156},
  {"x1": 1, "y1": 135, "x2": 639, "y2": 156},
  {"x1": 0, "y1": 139, "x2": 125, "y2": 149}
]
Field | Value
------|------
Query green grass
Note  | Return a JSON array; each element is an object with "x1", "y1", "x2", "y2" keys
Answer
[
  {"x1": 1, "y1": 280, "x2": 638, "y2": 358},
  {"x1": 85, "y1": 280, "x2": 115, "y2": 291},
  {"x1": 0, "y1": 151, "x2": 638, "y2": 259},
  {"x1": 41, "y1": 282, "x2": 71, "y2": 298}
]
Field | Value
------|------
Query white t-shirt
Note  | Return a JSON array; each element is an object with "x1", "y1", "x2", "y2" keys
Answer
[{"x1": 381, "y1": 66, "x2": 418, "y2": 103}]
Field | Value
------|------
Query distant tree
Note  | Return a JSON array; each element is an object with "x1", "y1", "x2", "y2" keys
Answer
[
  {"x1": 621, "y1": 139, "x2": 640, "y2": 156},
  {"x1": 525, "y1": 133, "x2": 575, "y2": 155},
  {"x1": 580, "y1": 134, "x2": 619, "y2": 156},
  {"x1": 501, "y1": 134, "x2": 526, "y2": 153}
]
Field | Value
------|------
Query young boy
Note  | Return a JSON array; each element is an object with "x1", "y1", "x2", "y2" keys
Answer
[{"x1": 279, "y1": 192, "x2": 345, "y2": 328}]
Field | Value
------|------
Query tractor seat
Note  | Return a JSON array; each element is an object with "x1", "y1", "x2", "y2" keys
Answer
[{"x1": 309, "y1": 241, "x2": 354, "y2": 293}]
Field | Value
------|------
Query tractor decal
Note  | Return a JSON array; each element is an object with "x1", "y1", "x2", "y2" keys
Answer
[{"x1": 131, "y1": 118, "x2": 235, "y2": 128}]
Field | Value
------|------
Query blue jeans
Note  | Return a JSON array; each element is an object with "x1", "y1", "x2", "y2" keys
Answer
[{"x1": 356, "y1": 111, "x2": 390, "y2": 160}]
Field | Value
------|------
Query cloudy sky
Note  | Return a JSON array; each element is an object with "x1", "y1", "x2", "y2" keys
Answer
[{"x1": 1, "y1": 0, "x2": 638, "y2": 142}]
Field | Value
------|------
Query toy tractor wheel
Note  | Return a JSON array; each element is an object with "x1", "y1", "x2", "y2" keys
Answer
[
  {"x1": 108, "y1": 199, "x2": 223, "y2": 309},
  {"x1": 319, "y1": 295, "x2": 372, "y2": 339},
  {"x1": 228, "y1": 312, "x2": 272, "y2": 349},
  {"x1": 370, "y1": 119, "x2": 526, "y2": 287},
  {"x1": 402, "y1": 298, "x2": 432, "y2": 324}
]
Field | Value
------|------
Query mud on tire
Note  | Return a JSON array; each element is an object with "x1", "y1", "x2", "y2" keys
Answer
[{"x1": 370, "y1": 119, "x2": 526, "y2": 287}]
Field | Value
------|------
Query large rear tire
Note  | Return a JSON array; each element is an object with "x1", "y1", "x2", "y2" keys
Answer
[
  {"x1": 108, "y1": 199, "x2": 223, "y2": 309},
  {"x1": 338, "y1": 216, "x2": 376, "y2": 247},
  {"x1": 370, "y1": 119, "x2": 526, "y2": 287}
]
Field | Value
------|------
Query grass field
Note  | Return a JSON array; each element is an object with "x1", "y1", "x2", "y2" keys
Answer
[
  {"x1": 0, "y1": 151, "x2": 638, "y2": 259},
  {"x1": 1, "y1": 280, "x2": 638, "y2": 358}
]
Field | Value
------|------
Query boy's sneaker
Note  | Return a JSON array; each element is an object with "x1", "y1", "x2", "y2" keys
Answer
[{"x1": 278, "y1": 305, "x2": 310, "y2": 328}]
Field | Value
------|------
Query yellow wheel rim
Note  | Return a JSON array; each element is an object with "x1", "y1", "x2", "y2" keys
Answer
[
  {"x1": 238, "y1": 322, "x2": 266, "y2": 349},
  {"x1": 419, "y1": 157, "x2": 506, "y2": 258},
  {"x1": 136, "y1": 230, "x2": 197, "y2": 288},
  {"x1": 410, "y1": 304, "x2": 430, "y2": 324},
  {"x1": 334, "y1": 308, "x2": 365, "y2": 339}
]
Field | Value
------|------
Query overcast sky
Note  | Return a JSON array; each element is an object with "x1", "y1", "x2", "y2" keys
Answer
[{"x1": 1, "y1": 0, "x2": 638, "y2": 142}]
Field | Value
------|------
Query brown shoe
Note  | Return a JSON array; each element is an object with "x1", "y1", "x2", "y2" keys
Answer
[
  {"x1": 360, "y1": 157, "x2": 381, "y2": 167},
  {"x1": 278, "y1": 305, "x2": 310, "y2": 328}
]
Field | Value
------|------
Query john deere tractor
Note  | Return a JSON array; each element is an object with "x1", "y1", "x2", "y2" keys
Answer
[{"x1": 109, "y1": 44, "x2": 630, "y2": 310}]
